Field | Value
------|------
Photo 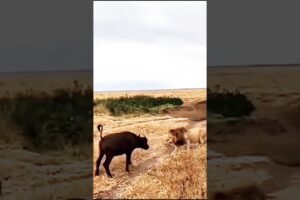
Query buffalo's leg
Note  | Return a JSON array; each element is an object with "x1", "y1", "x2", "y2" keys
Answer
[
  {"x1": 103, "y1": 153, "x2": 114, "y2": 178},
  {"x1": 128, "y1": 152, "x2": 132, "y2": 165},
  {"x1": 126, "y1": 152, "x2": 132, "y2": 172},
  {"x1": 95, "y1": 151, "x2": 104, "y2": 176}
]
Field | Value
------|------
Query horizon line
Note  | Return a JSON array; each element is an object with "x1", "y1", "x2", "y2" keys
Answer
[
  {"x1": 94, "y1": 87, "x2": 206, "y2": 93},
  {"x1": 209, "y1": 63, "x2": 300, "y2": 68},
  {"x1": 0, "y1": 69, "x2": 91, "y2": 74}
]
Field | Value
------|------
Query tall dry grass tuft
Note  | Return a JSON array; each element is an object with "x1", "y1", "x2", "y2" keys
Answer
[
  {"x1": 119, "y1": 146, "x2": 207, "y2": 199},
  {"x1": 94, "y1": 103, "x2": 110, "y2": 115}
]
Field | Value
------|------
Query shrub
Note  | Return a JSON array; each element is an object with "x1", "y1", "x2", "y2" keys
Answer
[
  {"x1": 208, "y1": 85, "x2": 255, "y2": 118},
  {"x1": 0, "y1": 80, "x2": 93, "y2": 152},
  {"x1": 94, "y1": 95, "x2": 183, "y2": 116}
]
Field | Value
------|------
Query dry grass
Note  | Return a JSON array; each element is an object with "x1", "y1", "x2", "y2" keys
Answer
[
  {"x1": 93, "y1": 89, "x2": 207, "y2": 199},
  {"x1": 93, "y1": 116, "x2": 187, "y2": 179},
  {"x1": 93, "y1": 103, "x2": 110, "y2": 114},
  {"x1": 119, "y1": 146, "x2": 207, "y2": 199}
]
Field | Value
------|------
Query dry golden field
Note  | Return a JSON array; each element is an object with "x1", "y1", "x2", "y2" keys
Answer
[
  {"x1": 94, "y1": 89, "x2": 206, "y2": 103},
  {"x1": 93, "y1": 89, "x2": 207, "y2": 199},
  {"x1": 208, "y1": 66, "x2": 300, "y2": 200}
]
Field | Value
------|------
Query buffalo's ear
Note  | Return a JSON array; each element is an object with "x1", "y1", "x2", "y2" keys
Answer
[{"x1": 138, "y1": 134, "x2": 140, "y2": 137}]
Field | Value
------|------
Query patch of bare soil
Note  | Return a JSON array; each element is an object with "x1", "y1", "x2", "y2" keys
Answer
[
  {"x1": 208, "y1": 113, "x2": 300, "y2": 199},
  {"x1": 0, "y1": 145, "x2": 92, "y2": 200},
  {"x1": 167, "y1": 100, "x2": 207, "y2": 121}
]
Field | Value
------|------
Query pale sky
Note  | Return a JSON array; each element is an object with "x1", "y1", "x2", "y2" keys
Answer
[{"x1": 94, "y1": 1, "x2": 206, "y2": 91}]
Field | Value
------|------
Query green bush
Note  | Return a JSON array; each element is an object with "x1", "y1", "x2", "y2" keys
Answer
[
  {"x1": 0, "y1": 80, "x2": 93, "y2": 152},
  {"x1": 208, "y1": 85, "x2": 255, "y2": 118},
  {"x1": 94, "y1": 95, "x2": 183, "y2": 116}
]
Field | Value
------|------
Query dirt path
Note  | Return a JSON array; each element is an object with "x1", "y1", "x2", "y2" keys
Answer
[
  {"x1": 208, "y1": 149, "x2": 300, "y2": 199},
  {"x1": 208, "y1": 107, "x2": 300, "y2": 198},
  {"x1": 93, "y1": 114, "x2": 188, "y2": 130},
  {"x1": 99, "y1": 145, "x2": 174, "y2": 199},
  {"x1": 0, "y1": 147, "x2": 92, "y2": 200}
]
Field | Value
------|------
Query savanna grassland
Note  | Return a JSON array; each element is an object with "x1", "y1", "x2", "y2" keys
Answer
[
  {"x1": 208, "y1": 66, "x2": 300, "y2": 199},
  {"x1": 0, "y1": 71, "x2": 93, "y2": 200},
  {"x1": 93, "y1": 89, "x2": 207, "y2": 199}
]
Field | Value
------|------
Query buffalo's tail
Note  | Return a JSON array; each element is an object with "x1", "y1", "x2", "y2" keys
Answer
[{"x1": 97, "y1": 124, "x2": 103, "y2": 139}]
